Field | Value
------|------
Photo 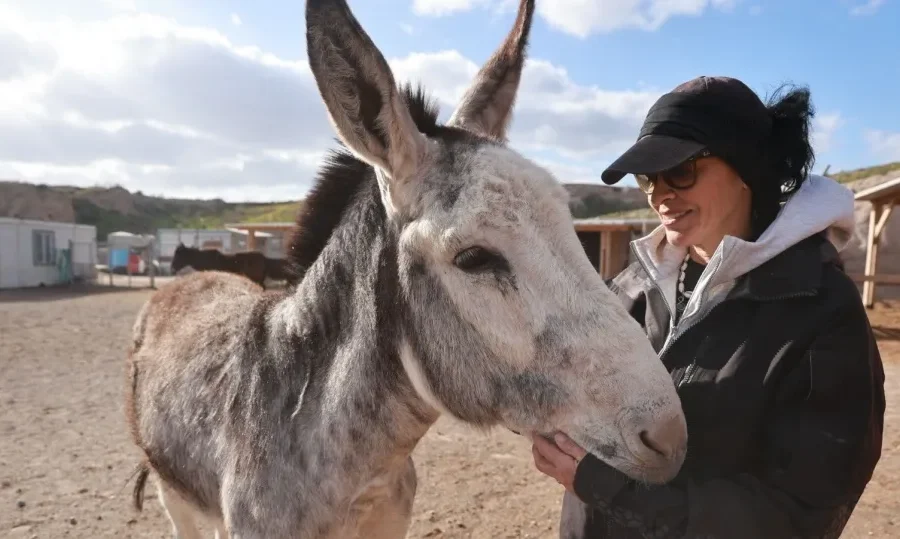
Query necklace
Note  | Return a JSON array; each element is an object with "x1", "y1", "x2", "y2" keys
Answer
[{"x1": 678, "y1": 252, "x2": 692, "y2": 298}]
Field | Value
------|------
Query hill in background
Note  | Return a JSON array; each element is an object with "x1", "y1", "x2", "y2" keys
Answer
[
  {"x1": 0, "y1": 181, "x2": 301, "y2": 240},
  {"x1": 828, "y1": 161, "x2": 900, "y2": 184},
  {"x1": 0, "y1": 179, "x2": 648, "y2": 240},
  {"x1": 2, "y1": 160, "x2": 898, "y2": 240}
]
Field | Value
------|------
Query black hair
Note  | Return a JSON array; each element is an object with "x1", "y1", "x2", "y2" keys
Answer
[{"x1": 749, "y1": 83, "x2": 817, "y2": 237}]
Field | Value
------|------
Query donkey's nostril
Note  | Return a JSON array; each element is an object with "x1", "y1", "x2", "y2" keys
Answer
[
  {"x1": 639, "y1": 430, "x2": 665, "y2": 457},
  {"x1": 638, "y1": 414, "x2": 687, "y2": 460}
]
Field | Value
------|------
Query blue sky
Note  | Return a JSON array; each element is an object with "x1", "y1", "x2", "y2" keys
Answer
[{"x1": 0, "y1": 0, "x2": 897, "y2": 201}]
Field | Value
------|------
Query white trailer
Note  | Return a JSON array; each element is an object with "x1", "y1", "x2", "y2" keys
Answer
[{"x1": 0, "y1": 217, "x2": 98, "y2": 289}]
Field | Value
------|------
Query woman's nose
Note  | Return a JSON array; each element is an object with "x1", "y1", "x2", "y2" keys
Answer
[{"x1": 649, "y1": 181, "x2": 675, "y2": 205}]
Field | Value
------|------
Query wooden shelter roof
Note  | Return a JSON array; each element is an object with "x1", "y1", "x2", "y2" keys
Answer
[
  {"x1": 224, "y1": 222, "x2": 295, "y2": 232},
  {"x1": 854, "y1": 175, "x2": 900, "y2": 202},
  {"x1": 572, "y1": 217, "x2": 658, "y2": 233}
]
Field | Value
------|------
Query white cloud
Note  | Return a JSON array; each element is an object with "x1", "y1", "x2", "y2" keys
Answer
[
  {"x1": 811, "y1": 112, "x2": 842, "y2": 154},
  {"x1": 850, "y1": 0, "x2": 885, "y2": 16},
  {"x1": 413, "y1": 0, "x2": 740, "y2": 38},
  {"x1": 539, "y1": 0, "x2": 740, "y2": 38},
  {"x1": 390, "y1": 52, "x2": 659, "y2": 159},
  {"x1": 865, "y1": 130, "x2": 900, "y2": 162},
  {"x1": 230, "y1": 13, "x2": 242, "y2": 26},
  {"x1": 413, "y1": 0, "x2": 489, "y2": 17},
  {"x1": 1, "y1": 3, "x2": 660, "y2": 201}
]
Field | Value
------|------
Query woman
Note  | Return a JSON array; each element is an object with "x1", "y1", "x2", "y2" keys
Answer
[{"x1": 531, "y1": 76, "x2": 886, "y2": 538}]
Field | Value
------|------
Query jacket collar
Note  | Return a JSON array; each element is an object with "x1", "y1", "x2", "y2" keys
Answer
[
  {"x1": 617, "y1": 231, "x2": 837, "y2": 305},
  {"x1": 727, "y1": 233, "x2": 837, "y2": 301}
]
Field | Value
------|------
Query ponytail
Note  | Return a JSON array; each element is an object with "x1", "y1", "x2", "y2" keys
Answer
[
  {"x1": 748, "y1": 84, "x2": 817, "y2": 238},
  {"x1": 765, "y1": 84, "x2": 816, "y2": 195}
]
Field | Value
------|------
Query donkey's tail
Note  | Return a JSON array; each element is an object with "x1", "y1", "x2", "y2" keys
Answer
[{"x1": 131, "y1": 461, "x2": 151, "y2": 511}]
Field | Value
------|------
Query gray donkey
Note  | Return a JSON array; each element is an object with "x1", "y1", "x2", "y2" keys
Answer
[{"x1": 125, "y1": 1, "x2": 688, "y2": 537}]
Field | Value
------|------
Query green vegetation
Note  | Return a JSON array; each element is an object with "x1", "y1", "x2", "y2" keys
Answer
[
  {"x1": 237, "y1": 202, "x2": 302, "y2": 223},
  {"x1": 570, "y1": 195, "x2": 643, "y2": 219},
  {"x1": 598, "y1": 207, "x2": 659, "y2": 220},
  {"x1": 72, "y1": 195, "x2": 298, "y2": 238},
  {"x1": 827, "y1": 161, "x2": 900, "y2": 184},
  {"x1": 0, "y1": 178, "x2": 300, "y2": 238}
]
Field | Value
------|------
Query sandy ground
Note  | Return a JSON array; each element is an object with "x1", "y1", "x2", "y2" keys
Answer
[{"x1": 0, "y1": 283, "x2": 898, "y2": 538}]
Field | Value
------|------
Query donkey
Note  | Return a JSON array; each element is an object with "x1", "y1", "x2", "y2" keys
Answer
[
  {"x1": 125, "y1": 1, "x2": 688, "y2": 538},
  {"x1": 170, "y1": 243, "x2": 268, "y2": 288},
  {"x1": 263, "y1": 256, "x2": 295, "y2": 284}
]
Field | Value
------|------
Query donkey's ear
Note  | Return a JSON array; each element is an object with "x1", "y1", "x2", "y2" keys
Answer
[
  {"x1": 448, "y1": 0, "x2": 534, "y2": 142},
  {"x1": 305, "y1": 0, "x2": 427, "y2": 182}
]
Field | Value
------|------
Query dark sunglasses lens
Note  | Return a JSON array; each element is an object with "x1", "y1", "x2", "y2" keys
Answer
[{"x1": 662, "y1": 162, "x2": 696, "y2": 189}]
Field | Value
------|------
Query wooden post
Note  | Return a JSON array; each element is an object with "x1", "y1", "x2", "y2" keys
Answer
[
  {"x1": 862, "y1": 203, "x2": 878, "y2": 308},
  {"x1": 598, "y1": 231, "x2": 608, "y2": 278},
  {"x1": 607, "y1": 230, "x2": 630, "y2": 278},
  {"x1": 247, "y1": 229, "x2": 257, "y2": 252},
  {"x1": 862, "y1": 201, "x2": 893, "y2": 308},
  {"x1": 148, "y1": 239, "x2": 156, "y2": 289}
]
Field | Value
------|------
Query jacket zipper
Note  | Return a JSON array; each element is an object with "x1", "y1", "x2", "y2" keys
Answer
[
  {"x1": 633, "y1": 244, "x2": 726, "y2": 361},
  {"x1": 678, "y1": 363, "x2": 698, "y2": 388},
  {"x1": 629, "y1": 242, "x2": 723, "y2": 387}
]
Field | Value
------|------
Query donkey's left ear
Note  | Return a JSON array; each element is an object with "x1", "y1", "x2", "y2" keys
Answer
[{"x1": 306, "y1": 1, "x2": 428, "y2": 183}]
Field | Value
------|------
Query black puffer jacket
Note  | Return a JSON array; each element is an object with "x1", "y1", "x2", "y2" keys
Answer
[{"x1": 559, "y1": 176, "x2": 886, "y2": 539}]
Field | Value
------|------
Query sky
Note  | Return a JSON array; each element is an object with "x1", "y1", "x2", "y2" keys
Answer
[{"x1": 1, "y1": 0, "x2": 897, "y2": 202}]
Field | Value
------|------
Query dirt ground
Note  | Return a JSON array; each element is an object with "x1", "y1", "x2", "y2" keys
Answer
[{"x1": 0, "y1": 283, "x2": 898, "y2": 538}]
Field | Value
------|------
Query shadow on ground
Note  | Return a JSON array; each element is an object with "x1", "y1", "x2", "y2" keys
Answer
[{"x1": 0, "y1": 282, "x2": 147, "y2": 304}]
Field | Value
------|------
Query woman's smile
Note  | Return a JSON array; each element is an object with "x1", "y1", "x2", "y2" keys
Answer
[{"x1": 658, "y1": 208, "x2": 694, "y2": 228}]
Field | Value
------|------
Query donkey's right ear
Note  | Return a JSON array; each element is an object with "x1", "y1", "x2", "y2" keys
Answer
[{"x1": 305, "y1": 1, "x2": 428, "y2": 184}]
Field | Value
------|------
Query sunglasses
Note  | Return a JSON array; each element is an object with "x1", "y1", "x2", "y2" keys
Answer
[{"x1": 633, "y1": 149, "x2": 712, "y2": 195}]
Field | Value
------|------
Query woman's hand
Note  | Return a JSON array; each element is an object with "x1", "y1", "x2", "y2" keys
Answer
[{"x1": 531, "y1": 432, "x2": 589, "y2": 492}]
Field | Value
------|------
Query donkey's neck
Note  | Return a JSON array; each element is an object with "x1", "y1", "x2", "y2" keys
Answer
[{"x1": 270, "y1": 175, "x2": 438, "y2": 493}]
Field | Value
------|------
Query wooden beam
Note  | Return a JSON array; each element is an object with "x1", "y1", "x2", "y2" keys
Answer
[
  {"x1": 875, "y1": 203, "x2": 894, "y2": 239},
  {"x1": 608, "y1": 230, "x2": 630, "y2": 278},
  {"x1": 849, "y1": 273, "x2": 900, "y2": 285},
  {"x1": 247, "y1": 229, "x2": 257, "y2": 252},
  {"x1": 863, "y1": 203, "x2": 882, "y2": 308},
  {"x1": 573, "y1": 223, "x2": 638, "y2": 233},
  {"x1": 598, "y1": 231, "x2": 607, "y2": 277}
]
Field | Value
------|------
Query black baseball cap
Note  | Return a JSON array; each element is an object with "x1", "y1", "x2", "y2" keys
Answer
[{"x1": 600, "y1": 76, "x2": 773, "y2": 186}]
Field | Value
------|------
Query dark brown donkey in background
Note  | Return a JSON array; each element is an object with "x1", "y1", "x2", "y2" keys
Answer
[{"x1": 169, "y1": 243, "x2": 267, "y2": 288}]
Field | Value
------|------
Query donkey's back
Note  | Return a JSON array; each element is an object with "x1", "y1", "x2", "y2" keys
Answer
[{"x1": 126, "y1": 271, "x2": 286, "y2": 518}]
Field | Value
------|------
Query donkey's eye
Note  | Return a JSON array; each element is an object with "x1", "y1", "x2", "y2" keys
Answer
[{"x1": 453, "y1": 246, "x2": 509, "y2": 274}]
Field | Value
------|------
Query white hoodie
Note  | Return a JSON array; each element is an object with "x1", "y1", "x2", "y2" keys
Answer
[{"x1": 628, "y1": 174, "x2": 857, "y2": 349}]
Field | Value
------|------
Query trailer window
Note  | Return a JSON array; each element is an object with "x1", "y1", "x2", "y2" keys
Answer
[{"x1": 33, "y1": 230, "x2": 56, "y2": 266}]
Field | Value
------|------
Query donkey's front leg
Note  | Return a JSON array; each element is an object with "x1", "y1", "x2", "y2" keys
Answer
[
  {"x1": 221, "y1": 474, "x2": 305, "y2": 539},
  {"x1": 348, "y1": 457, "x2": 418, "y2": 539},
  {"x1": 213, "y1": 519, "x2": 228, "y2": 539},
  {"x1": 157, "y1": 482, "x2": 204, "y2": 539}
]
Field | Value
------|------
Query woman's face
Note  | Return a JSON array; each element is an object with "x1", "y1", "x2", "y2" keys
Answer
[{"x1": 645, "y1": 155, "x2": 752, "y2": 253}]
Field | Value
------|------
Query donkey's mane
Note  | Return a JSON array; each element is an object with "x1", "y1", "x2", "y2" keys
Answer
[{"x1": 284, "y1": 82, "x2": 449, "y2": 283}]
